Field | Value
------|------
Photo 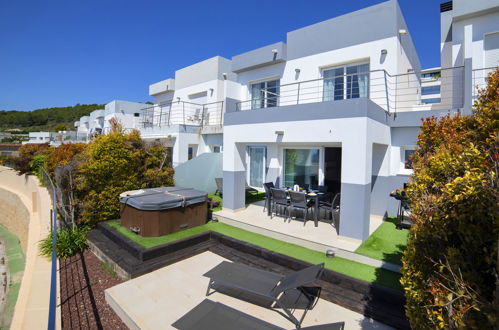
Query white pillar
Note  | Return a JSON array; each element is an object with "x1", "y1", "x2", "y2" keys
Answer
[
  {"x1": 339, "y1": 132, "x2": 372, "y2": 240},
  {"x1": 463, "y1": 24, "x2": 473, "y2": 115},
  {"x1": 222, "y1": 141, "x2": 246, "y2": 211}
]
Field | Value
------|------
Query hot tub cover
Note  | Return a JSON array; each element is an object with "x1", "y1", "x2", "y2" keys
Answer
[{"x1": 119, "y1": 187, "x2": 207, "y2": 211}]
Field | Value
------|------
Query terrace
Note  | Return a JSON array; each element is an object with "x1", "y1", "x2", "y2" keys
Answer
[{"x1": 87, "y1": 218, "x2": 409, "y2": 329}]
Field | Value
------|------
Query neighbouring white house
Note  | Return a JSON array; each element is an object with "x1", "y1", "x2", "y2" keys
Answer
[
  {"x1": 23, "y1": 132, "x2": 54, "y2": 144},
  {"x1": 139, "y1": 56, "x2": 236, "y2": 167},
  {"x1": 73, "y1": 100, "x2": 147, "y2": 141}
]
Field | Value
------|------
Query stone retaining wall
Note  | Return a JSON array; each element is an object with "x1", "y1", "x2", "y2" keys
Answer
[
  {"x1": 0, "y1": 166, "x2": 60, "y2": 329},
  {"x1": 0, "y1": 188, "x2": 30, "y2": 254}
]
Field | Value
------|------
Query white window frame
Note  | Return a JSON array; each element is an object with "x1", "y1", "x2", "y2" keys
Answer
[
  {"x1": 248, "y1": 76, "x2": 281, "y2": 109},
  {"x1": 280, "y1": 147, "x2": 324, "y2": 189},
  {"x1": 321, "y1": 61, "x2": 370, "y2": 101},
  {"x1": 246, "y1": 145, "x2": 267, "y2": 189},
  {"x1": 399, "y1": 146, "x2": 416, "y2": 175}
]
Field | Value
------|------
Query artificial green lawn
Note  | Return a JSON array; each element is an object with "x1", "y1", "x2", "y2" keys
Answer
[
  {"x1": 355, "y1": 217, "x2": 409, "y2": 266},
  {"x1": 0, "y1": 224, "x2": 25, "y2": 328},
  {"x1": 207, "y1": 191, "x2": 266, "y2": 212},
  {"x1": 106, "y1": 220, "x2": 402, "y2": 290}
]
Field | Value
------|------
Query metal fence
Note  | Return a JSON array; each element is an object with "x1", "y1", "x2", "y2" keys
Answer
[
  {"x1": 235, "y1": 66, "x2": 466, "y2": 114},
  {"x1": 140, "y1": 100, "x2": 224, "y2": 129},
  {"x1": 40, "y1": 168, "x2": 57, "y2": 330}
]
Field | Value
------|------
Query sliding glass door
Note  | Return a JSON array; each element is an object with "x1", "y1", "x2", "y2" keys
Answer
[
  {"x1": 283, "y1": 149, "x2": 320, "y2": 188},
  {"x1": 247, "y1": 146, "x2": 266, "y2": 188}
]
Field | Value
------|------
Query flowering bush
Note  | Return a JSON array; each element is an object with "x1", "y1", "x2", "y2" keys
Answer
[{"x1": 401, "y1": 69, "x2": 498, "y2": 328}]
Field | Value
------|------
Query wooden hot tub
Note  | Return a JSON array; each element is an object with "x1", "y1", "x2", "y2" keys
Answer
[{"x1": 119, "y1": 187, "x2": 207, "y2": 237}]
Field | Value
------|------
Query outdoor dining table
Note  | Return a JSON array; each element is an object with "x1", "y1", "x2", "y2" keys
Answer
[{"x1": 266, "y1": 189, "x2": 323, "y2": 227}]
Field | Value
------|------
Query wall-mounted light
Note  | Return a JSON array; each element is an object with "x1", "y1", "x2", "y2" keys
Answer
[
  {"x1": 222, "y1": 73, "x2": 228, "y2": 80},
  {"x1": 398, "y1": 29, "x2": 408, "y2": 35},
  {"x1": 176, "y1": 97, "x2": 181, "y2": 102},
  {"x1": 295, "y1": 68, "x2": 301, "y2": 73},
  {"x1": 275, "y1": 130, "x2": 284, "y2": 136},
  {"x1": 209, "y1": 88, "x2": 214, "y2": 93},
  {"x1": 381, "y1": 49, "x2": 388, "y2": 55},
  {"x1": 271, "y1": 49, "x2": 278, "y2": 54}
]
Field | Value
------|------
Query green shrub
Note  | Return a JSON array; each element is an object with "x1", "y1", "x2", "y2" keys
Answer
[
  {"x1": 39, "y1": 226, "x2": 89, "y2": 260},
  {"x1": 401, "y1": 69, "x2": 498, "y2": 328}
]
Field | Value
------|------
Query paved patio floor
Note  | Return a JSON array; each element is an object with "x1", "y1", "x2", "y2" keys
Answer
[
  {"x1": 214, "y1": 201, "x2": 384, "y2": 253},
  {"x1": 105, "y1": 251, "x2": 394, "y2": 330}
]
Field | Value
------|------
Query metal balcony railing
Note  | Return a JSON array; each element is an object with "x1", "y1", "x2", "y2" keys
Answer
[
  {"x1": 235, "y1": 67, "x2": 467, "y2": 114},
  {"x1": 140, "y1": 100, "x2": 224, "y2": 129}
]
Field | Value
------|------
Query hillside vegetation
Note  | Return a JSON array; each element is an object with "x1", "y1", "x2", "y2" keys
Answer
[{"x1": 0, "y1": 104, "x2": 105, "y2": 132}]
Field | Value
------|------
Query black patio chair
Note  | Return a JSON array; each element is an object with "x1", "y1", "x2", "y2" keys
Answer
[
  {"x1": 270, "y1": 188, "x2": 289, "y2": 219},
  {"x1": 263, "y1": 182, "x2": 275, "y2": 213},
  {"x1": 204, "y1": 261, "x2": 324, "y2": 328},
  {"x1": 319, "y1": 193, "x2": 340, "y2": 224},
  {"x1": 289, "y1": 191, "x2": 314, "y2": 225}
]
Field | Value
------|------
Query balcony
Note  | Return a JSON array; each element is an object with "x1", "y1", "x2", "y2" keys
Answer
[
  {"x1": 234, "y1": 67, "x2": 466, "y2": 114},
  {"x1": 140, "y1": 100, "x2": 224, "y2": 129}
]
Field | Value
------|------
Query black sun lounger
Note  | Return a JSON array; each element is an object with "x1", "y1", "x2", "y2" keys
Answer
[
  {"x1": 172, "y1": 299, "x2": 346, "y2": 330},
  {"x1": 172, "y1": 299, "x2": 283, "y2": 330},
  {"x1": 203, "y1": 261, "x2": 325, "y2": 328}
]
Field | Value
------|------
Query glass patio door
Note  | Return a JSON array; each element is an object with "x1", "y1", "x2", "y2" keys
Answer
[{"x1": 248, "y1": 146, "x2": 266, "y2": 188}]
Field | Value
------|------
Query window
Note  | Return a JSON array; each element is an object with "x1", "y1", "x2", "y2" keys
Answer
[
  {"x1": 421, "y1": 71, "x2": 441, "y2": 79},
  {"x1": 323, "y1": 63, "x2": 369, "y2": 101},
  {"x1": 404, "y1": 149, "x2": 415, "y2": 169},
  {"x1": 188, "y1": 147, "x2": 193, "y2": 160},
  {"x1": 212, "y1": 146, "x2": 221, "y2": 153},
  {"x1": 251, "y1": 80, "x2": 280, "y2": 109},
  {"x1": 247, "y1": 146, "x2": 266, "y2": 188},
  {"x1": 134, "y1": 113, "x2": 140, "y2": 117},
  {"x1": 421, "y1": 85, "x2": 440, "y2": 95},
  {"x1": 421, "y1": 98, "x2": 441, "y2": 104},
  {"x1": 283, "y1": 149, "x2": 320, "y2": 188}
]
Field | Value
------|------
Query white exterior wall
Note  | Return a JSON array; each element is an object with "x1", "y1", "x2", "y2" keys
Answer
[{"x1": 450, "y1": 11, "x2": 499, "y2": 68}]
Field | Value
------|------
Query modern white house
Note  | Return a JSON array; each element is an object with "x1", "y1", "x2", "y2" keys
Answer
[
  {"x1": 23, "y1": 132, "x2": 54, "y2": 144},
  {"x1": 217, "y1": 0, "x2": 499, "y2": 242}
]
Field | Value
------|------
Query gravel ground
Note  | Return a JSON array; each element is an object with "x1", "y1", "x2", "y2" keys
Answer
[{"x1": 59, "y1": 250, "x2": 128, "y2": 329}]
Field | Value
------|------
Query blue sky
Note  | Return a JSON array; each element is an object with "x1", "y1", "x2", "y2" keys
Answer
[{"x1": 0, "y1": 0, "x2": 443, "y2": 110}]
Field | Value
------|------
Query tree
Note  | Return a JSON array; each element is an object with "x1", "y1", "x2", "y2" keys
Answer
[{"x1": 401, "y1": 69, "x2": 499, "y2": 329}]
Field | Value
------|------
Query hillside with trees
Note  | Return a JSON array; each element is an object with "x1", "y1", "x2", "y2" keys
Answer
[{"x1": 0, "y1": 104, "x2": 105, "y2": 132}]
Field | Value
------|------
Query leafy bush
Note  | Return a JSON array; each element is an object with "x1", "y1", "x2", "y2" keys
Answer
[
  {"x1": 39, "y1": 226, "x2": 89, "y2": 260},
  {"x1": 10, "y1": 143, "x2": 51, "y2": 174},
  {"x1": 78, "y1": 125, "x2": 174, "y2": 224},
  {"x1": 401, "y1": 69, "x2": 498, "y2": 328}
]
